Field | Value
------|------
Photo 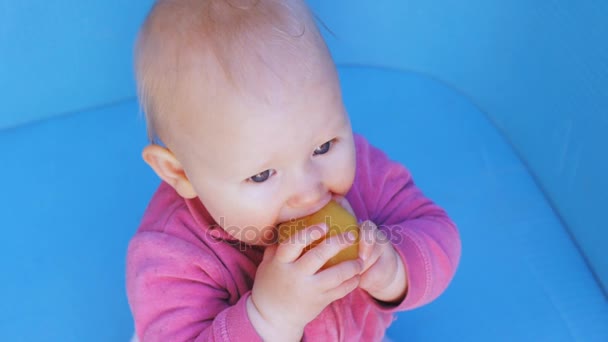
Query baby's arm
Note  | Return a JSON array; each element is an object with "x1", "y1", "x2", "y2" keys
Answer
[
  {"x1": 127, "y1": 232, "x2": 263, "y2": 342},
  {"x1": 352, "y1": 135, "x2": 461, "y2": 309},
  {"x1": 127, "y1": 226, "x2": 361, "y2": 341}
]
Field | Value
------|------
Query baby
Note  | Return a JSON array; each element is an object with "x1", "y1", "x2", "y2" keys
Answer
[{"x1": 126, "y1": 0, "x2": 461, "y2": 341}]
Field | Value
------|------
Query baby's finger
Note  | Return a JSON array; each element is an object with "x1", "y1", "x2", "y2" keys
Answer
[
  {"x1": 358, "y1": 220, "x2": 376, "y2": 263},
  {"x1": 359, "y1": 262, "x2": 383, "y2": 291},
  {"x1": 297, "y1": 231, "x2": 357, "y2": 274},
  {"x1": 262, "y1": 243, "x2": 278, "y2": 261},
  {"x1": 274, "y1": 223, "x2": 327, "y2": 264},
  {"x1": 323, "y1": 274, "x2": 361, "y2": 303},
  {"x1": 316, "y1": 258, "x2": 363, "y2": 289}
]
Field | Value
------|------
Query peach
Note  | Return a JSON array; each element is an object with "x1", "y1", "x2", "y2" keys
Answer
[{"x1": 277, "y1": 200, "x2": 359, "y2": 270}]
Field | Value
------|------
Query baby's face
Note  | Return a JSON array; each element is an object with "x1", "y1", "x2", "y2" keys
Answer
[{"x1": 172, "y1": 70, "x2": 356, "y2": 245}]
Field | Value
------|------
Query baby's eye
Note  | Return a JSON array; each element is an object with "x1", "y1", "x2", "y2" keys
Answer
[
  {"x1": 313, "y1": 140, "x2": 333, "y2": 156},
  {"x1": 249, "y1": 169, "x2": 275, "y2": 183}
]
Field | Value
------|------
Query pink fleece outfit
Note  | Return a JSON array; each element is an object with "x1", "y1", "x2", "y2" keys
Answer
[{"x1": 126, "y1": 133, "x2": 461, "y2": 341}]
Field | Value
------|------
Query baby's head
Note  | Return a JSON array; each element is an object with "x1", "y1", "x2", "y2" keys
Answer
[{"x1": 136, "y1": 0, "x2": 356, "y2": 245}]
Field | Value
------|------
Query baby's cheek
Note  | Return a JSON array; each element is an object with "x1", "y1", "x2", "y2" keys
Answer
[
  {"x1": 333, "y1": 148, "x2": 356, "y2": 193},
  {"x1": 337, "y1": 167, "x2": 355, "y2": 194}
]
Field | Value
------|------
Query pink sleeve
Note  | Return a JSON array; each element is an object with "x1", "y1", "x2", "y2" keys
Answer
[
  {"x1": 352, "y1": 135, "x2": 461, "y2": 311},
  {"x1": 126, "y1": 232, "x2": 263, "y2": 342}
]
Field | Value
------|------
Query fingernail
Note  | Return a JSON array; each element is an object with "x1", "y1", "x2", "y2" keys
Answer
[{"x1": 360, "y1": 248, "x2": 370, "y2": 261}]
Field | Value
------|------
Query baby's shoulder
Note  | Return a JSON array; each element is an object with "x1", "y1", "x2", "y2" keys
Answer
[
  {"x1": 133, "y1": 182, "x2": 222, "y2": 256},
  {"x1": 127, "y1": 185, "x2": 229, "y2": 282}
]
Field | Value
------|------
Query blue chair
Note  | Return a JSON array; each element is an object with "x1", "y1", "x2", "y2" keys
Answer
[{"x1": 1, "y1": 1, "x2": 606, "y2": 340}]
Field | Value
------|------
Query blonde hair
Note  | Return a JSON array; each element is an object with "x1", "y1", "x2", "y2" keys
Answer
[{"x1": 134, "y1": 0, "x2": 332, "y2": 143}]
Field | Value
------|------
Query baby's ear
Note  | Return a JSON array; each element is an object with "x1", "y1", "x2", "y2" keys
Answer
[{"x1": 142, "y1": 145, "x2": 197, "y2": 199}]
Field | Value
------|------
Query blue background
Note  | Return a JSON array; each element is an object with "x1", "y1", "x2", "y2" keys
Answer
[{"x1": 1, "y1": 0, "x2": 606, "y2": 340}]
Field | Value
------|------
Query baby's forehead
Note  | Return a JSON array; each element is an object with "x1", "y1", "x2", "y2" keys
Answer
[
  {"x1": 139, "y1": 2, "x2": 326, "y2": 115},
  {"x1": 181, "y1": 75, "x2": 346, "y2": 177},
  {"x1": 142, "y1": 0, "x2": 319, "y2": 74}
]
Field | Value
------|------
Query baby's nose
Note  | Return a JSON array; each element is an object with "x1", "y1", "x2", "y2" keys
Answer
[
  {"x1": 287, "y1": 163, "x2": 328, "y2": 208},
  {"x1": 287, "y1": 185, "x2": 325, "y2": 208}
]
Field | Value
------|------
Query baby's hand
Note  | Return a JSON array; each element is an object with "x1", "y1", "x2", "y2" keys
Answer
[
  {"x1": 332, "y1": 196, "x2": 407, "y2": 304},
  {"x1": 358, "y1": 219, "x2": 407, "y2": 303},
  {"x1": 248, "y1": 223, "x2": 362, "y2": 341}
]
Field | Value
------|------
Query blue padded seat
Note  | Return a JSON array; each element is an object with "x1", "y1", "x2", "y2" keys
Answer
[
  {"x1": 1, "y1": 66, "x2": 606, "y2": 341},
  {"x1": 340, "y1": 67, "x2": 608, "y2": 341},
  {"x1": 1, "y1": 101, "x2": 155, "y2": 340}
]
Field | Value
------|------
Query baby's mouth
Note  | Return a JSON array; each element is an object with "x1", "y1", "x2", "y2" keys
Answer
[{"x1": 278, "y1": 194, "x2": 334, "y2": 225}]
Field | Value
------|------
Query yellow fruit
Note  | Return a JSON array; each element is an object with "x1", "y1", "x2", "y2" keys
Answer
[{"x1": 277, "y1": 200, "x2": 359, "y2": 270}]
